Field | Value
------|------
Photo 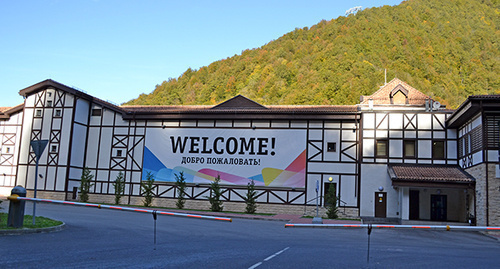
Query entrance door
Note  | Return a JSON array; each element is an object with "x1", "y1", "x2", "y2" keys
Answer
[
  {"x1": 431, "y1": 195, "x2": 447, "y2": 221},
  {"x1": 409, "y1": 190, "x2": 420, "y2": 220},
  {"x1": 375, "y1": 192, "x2": 387, "y2": 218}
]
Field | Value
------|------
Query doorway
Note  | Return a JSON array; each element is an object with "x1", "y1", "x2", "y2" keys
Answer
[
  {"x1": 375, "y1": 192, "x2": 387, "y2": 218},
  {"x1": 409, "y1": 190, "x2": 419, "y2": 220},
  {"x1": 431, "y1": 195, "x2": 447, "y2": 221}
]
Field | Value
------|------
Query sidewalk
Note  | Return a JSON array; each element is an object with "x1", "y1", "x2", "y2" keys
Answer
[{"x1": 147, "y1": 207, "x2": 362, "y2": 224}]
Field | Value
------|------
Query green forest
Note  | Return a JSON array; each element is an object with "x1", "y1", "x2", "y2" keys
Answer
[{"x1": 125, "y1": 0, "x2": 499, "y2": 109}]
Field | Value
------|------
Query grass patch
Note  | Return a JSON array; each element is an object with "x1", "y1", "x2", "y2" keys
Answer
[{"x1": 0, "y1": 213, "x2": 63, "y2": 230}]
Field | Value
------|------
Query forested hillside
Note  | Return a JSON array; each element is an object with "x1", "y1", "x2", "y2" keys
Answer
[{"x1": 125, "y1": 0, "x2": 499, "y2": 108}]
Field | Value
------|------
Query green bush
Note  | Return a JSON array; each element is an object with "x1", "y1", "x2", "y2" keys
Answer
[
  {"x1": 112, "y1": 171, "x2": 126, "y2": 204},
  {"x1": 244, "y1": 180, "x2": 258, "y2": 214},
  {"x1": 175, "y1": 171, "x2": 187, "y2": 209},
  {"x1": 141, "y1": 172, "x2": 155, "y2": 207},
  {"x1": 207, "y1": 175, "x2": 224, "y2": 212},
  {"x1": 79, "y1": 167, "x2": 94, "y2": 202},
  {"x1": 325, "y1": 185, "x2": 338, "y2": 219}
]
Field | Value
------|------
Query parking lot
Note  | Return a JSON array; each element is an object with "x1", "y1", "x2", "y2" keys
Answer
[{"x1": 1, "y1": 202, "x2": 499, "y2": 268}]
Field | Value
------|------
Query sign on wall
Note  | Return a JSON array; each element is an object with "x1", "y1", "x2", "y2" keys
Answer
[{"x1": 143, "y1": 128, "x2": 306, "y2": 188}]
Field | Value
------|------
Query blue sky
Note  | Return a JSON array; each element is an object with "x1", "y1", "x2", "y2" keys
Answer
[{"x1": 1, "y1": 0, "x2": 403, "y2": 107}]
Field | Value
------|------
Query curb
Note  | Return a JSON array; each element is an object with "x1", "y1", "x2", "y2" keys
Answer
[{"x1": 0, "y1": 223, "x2": 66, "y2": 236}]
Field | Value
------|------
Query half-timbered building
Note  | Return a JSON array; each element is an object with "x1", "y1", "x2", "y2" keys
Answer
[{"x1": 0, "y1": 78, "x2": 498, "y2": 226}]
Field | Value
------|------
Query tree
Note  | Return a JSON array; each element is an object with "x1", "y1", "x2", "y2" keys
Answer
[
  {"x1": 244, "y1": 179, "x2": 258, "y2": 214},
  {"x1": 141, "y1": 172, "x2": 155, "y2": 207},
  {"x1": 175, "y1": 171, "x2": 187, "y2": 209},
  {"x1": 79, "y1": 167, "x2": 94, "y2": 202},
  {"x1": 207, "y1": 175, "x2": 224, "y2": 212},
  {"x1": 325, "y1": 185, "x2": 338, "y2": 219},
  {"x1": 112, "y1": 171, "x2": 126, "y2": 204}
]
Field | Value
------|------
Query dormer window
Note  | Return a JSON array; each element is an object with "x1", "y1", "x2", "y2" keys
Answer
[{"x1": 389, "y1": 85, "x2": 409, "y2": 105}]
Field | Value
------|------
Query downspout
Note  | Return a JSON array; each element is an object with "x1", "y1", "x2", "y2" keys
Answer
[{"x1": 481, "y1": 102, "x2": 489, "y2": 226}]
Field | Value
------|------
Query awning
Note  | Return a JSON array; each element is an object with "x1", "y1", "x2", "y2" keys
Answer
[{"x1": 388, "y1": 164, "x2": 475, "y2": 189}]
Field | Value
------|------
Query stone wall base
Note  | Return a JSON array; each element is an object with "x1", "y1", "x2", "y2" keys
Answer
[{"x1": 17, "y1": 191, "x2": 361, "y2": 219}]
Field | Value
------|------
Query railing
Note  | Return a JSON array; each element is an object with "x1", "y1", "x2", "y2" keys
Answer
[
  {"x1": 303, "y1": 195, "x2": 348, "y2": 215},
  {"x1": 7, "y1": 196, "x2": 232, "y2": 222}
]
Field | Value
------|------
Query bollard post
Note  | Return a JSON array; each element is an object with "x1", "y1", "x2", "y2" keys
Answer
[{"x1": 7, "y1": 186, "x2": 27, "y2": 228}]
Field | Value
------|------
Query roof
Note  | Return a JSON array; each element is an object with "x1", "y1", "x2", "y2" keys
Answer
[
  {"x1": 360, "y1": 78, "x2": 433, "y2": 106},
  {"x1": 120, "y1": 94, "x2": 359, "y2": 120},
  {"x1": 0, "y1": 104, "x2": 24, "y2": 119},
  {"x1": 388, "y1": 164, "x2": 475, "y2": 188},
  {"x1": 447, "y1": 95, "x2": 500, "y2": 128},
  {"x1": 212, "y1": 95, "x2": 267, "y2": 109},
  {"x1": 19, "y1": 79, "x2": 124, "y2": 114},
  {"x1": 121, "y1": 104, "x2": 359, "y2": 120}
]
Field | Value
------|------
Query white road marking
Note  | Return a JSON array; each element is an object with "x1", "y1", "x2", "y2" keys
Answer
[
  {"x1": 248, "y1": 262, "x2": 262, "y2": 269},
  {"x1": 248, "y1": 247, "x2": 290, "y2": 269}
]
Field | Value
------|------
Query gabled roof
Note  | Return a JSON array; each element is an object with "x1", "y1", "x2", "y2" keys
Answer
[
  {"x1": 388, "y1": 164, "x2": 475, "y2": 188},
  {"x1": 19, "y1": 79, "x2": 124, "y2": 113},
  {"x1": 360, "y1": 78, "x2": 433, "y2": 106},
  {"x1": 0, "y1": 104, "x2": 24, "y2": 119},
  {"x1": 212, "y1": 95, "x2": 267, "y2": 109}
]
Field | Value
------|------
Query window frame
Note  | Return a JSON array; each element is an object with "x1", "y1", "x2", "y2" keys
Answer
[
  {"x1": 327, "y1": 142, "x2": 337, "y2": 152},
  {"x1": 432, "y1": 140, "x2": 446, "y2": 159},
  {"x1": 375, "y1": 139, "x2": 389, "y2": 157},
  {"x1": 403, "y1": 140, "x2": 416, "y2": 158},
  {"x1": 91, "y1": 108, "x2": 102, "y2": 117}
]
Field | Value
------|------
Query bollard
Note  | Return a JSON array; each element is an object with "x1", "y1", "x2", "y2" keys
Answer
[{"x1": 7, "y1": 186, "x2": 27, "y2": 228}]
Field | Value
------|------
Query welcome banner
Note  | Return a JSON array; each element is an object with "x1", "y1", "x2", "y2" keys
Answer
[{"x1": 143, "y1": 128, "x2": 306, "y2": 188}]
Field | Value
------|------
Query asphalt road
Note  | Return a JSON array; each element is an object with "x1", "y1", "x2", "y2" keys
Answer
[{"x1": 1, "y1": 202, "x2": 499, "y2": 269}]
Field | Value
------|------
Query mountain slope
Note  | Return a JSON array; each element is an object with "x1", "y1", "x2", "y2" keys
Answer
[{"x1": 125, "y1": 0, "x2": 500, "y2": 108}]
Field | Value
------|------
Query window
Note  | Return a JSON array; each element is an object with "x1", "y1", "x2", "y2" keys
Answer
[
  {"x1": 403, "y1": 140, "x2": 416, "y2": 158},
  {"x1": 327, "y1": 142, "x2": 336, "y2": 152},
  {"x1": 5, "y1": 147, "x2": 10, "y2": 154},
  {"x1": 51, "y1": 145, "x2": 57, "y2": 152},
  {"x1": 35, "y1": 109, "x2": 42, "y2": 117},
  {"x1": 376, "y1": 140, "x2": 388, "y2": 157},
  {"x1": 116, "y1": 150, "x2": 123, "y2": 157},
  {"x1": 47, "y1": 92, "x2": 52, "y2": 97},
  {"x1": 47, "y1": 100, "x2": 52, "y2": 107},
  {"x1": 55, "y1": 109, "x2": 62, "y2": 117},
  {"x1": 432, "y1": 141, "x2": 445, "y2": 159},
  {"x1": 91, "y1": 108, "x2": 102, "y2": 116}
]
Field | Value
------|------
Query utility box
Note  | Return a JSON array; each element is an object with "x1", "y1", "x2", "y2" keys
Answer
[{"x1": 8, "y1": 186, "x2": 27, "y2": 228}]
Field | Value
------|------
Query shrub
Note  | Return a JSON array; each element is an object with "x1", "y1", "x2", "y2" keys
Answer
[
  {"x1": 244, "y1": 179, "x2": 258, "y2": 214},
  {"x1": 207, "y1": 175, "x2": 224, "y2": 212},
  {"x1": 79, "y1": 167, "x2": 94, "y2": 202},
  {"x1": 141, "y1": 172, "x2": 156, "y2": 207},
  {"x1": 112, "y1": 171, "x2": 126, "y2": 204},
  {"x1": 325, "y1": 185, "x2": 338, "y2": 219},
  {"x1": 175, "y1": 171, "x2": 187, "y2": 209}
]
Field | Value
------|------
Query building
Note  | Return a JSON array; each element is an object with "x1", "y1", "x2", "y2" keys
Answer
[{"x1": 0, "y1": 78, "x2": 498, "y2": 226}]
